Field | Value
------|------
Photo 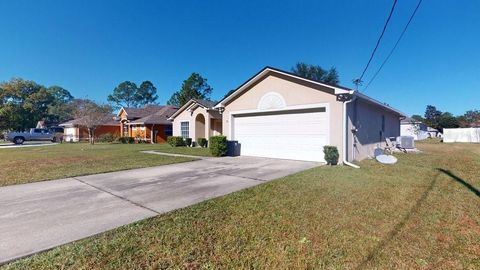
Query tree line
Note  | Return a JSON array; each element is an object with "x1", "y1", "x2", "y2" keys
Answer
[
  {"x1": 0, "y1": 73, "x2": 214, "y2": 132},
  {"x1": 411, "y1": 105, "x2": 480, "y2": 132},
  {"x1": 0, "y1": 62, "x2": 338, "y2": 133}
]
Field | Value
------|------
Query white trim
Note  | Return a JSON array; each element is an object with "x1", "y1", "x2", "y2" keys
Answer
[
  {"x1": 230, "y1": 102, "x2": 329, "y2": 116},
  {"x1": 214, "y1": 68, "x2": 350, "y2": 109},
  {"x1": 117, "y1": 107, "x2": 128, "y2": 117},
  {"x1": 168, "y1": 99, "x2": 212, "y2": 120}
]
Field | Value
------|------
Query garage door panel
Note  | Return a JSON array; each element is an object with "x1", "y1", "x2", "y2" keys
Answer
[{"x1": 233, "y1": 109, "x2": 328, "y2": 162}]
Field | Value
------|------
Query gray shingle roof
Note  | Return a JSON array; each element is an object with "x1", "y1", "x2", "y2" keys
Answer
[
  {"x1": 123, "y1": 105, "x2": 164, "y2": 120},
  {"x1": 129, "y1": 106, "x2": 178, "y2": 125},
  {"x1": 193, "y1": 99, "x2": 217, "y2": 108},
  {"x1": 60, "y1": 114, "x2": 119, "y2": 127}
]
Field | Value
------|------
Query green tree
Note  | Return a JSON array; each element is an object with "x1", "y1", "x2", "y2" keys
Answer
[
  {"x1": 136, "y1": 81, "x2": 158, "y2": 106},
  {"x1": 411, "y1": 114, "x2": 425, "y2": 122},
  {"x1": 291, "y1": 62, "x2": 340, "y2": 85},
  {"x1": 167, "y1": 73, "x2": 212, "y2": 107},
  {"x1": 46, "y1": 86, "x2": 74, "y2": 122},
  {"x1": 108, "y1": 81, "x2": 139, "y2": 108},
  {"x1": 0, "y1": 78, "x2": 49, "y2": 131},
  {"x1": 464, "y1": 110, "x2": 480, "y2": 124},
  {"x1": 424, "y1": 105, "x2": 442, "y2": 129},
  {"x1": 437, "y1": 112, "x2": 459, "y2": 132},
  {"x1": 223, "y1": 89, "x2": 236, "y2": 99}
]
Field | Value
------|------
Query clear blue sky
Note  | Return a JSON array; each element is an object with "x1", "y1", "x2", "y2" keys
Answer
[{"x1": 1, "y1": 0, "x2": 479, "y2": 116}]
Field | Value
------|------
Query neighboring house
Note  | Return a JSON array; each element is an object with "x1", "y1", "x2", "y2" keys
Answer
[
  {"x1": 60, "y1": 114, "x2": 120, "y2": 142},
  {"x1": 400, "y1": 117, "x2": 429, "y2": 140},
  {"x1": 168, "y1": 99, "x2": 222, "y2": 143},
  {"x1": 117, "y1": 105, "x2": 178, "y2": 143},
  {"x1": 427, "y1": 126, "x2": 440, "y2": 138},
  {"x1": 36, "y1": 120, "x2": 59, "y2": 129},
  {"x1": 171, "y1": 66, "x2": 405, "y2": 163}
]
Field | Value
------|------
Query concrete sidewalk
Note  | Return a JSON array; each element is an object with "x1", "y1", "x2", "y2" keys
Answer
[{"x1": 0, "y1": 156, "x2": 319, "y2": 264}]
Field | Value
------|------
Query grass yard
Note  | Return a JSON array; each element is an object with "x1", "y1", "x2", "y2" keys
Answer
[
  {"x1": 3, "y1": 141, "x2": 480, "y2": 269},
  {"x1": 0, "y1": 143, "x2": 210, "y2": 187}
]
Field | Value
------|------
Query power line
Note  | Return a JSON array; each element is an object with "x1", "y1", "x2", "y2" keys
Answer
[
  {"x1": 355, "y1": 0, "x2": 398, "y2": 86},
  {"x1": 364, "y1": 0, "x2": 423, "y2": 91}
]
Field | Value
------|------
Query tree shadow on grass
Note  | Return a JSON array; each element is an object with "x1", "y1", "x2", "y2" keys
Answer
[
  {"x1": 436, "y1": 168, "x2": 480, "y2": 198},
  {"x1": 355, "y1": 172, "x2": 440, "y2": 270},
  {"x1": 356, "y1": 169, "x2": 479, "y2": 269}
]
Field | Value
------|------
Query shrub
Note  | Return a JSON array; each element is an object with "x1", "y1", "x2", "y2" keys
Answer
[
  {"x1": 197, "y1": 137, "x2": 207, "y2": 148},
  {"x1": 323, "y1": 145, "x2": 339, "y2": 165},
  {"x1": 98, "y1": 133, "x2": 115, "y2": 143},
  {"x1": 185, "y1": 138, "x2": 192, "y2": 147},
  {"x1": 209, "y1": 136, "x2": 228, "y2": 157},
  {"x1": 167, "y1": 136, "x2": 185, "y2": 147},
  {"x1": 118, "y1": 137, "x2": 135, "y2": 144}
]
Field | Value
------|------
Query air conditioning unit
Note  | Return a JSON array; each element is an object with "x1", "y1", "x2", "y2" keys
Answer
[{"x1": 397, "y1": 136, "x2": 415, "y2": 149}]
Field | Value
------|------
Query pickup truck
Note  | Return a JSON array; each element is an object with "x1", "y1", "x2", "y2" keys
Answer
[{"x1": 5, "y1": 128, "x2": 58, "y2": 145}]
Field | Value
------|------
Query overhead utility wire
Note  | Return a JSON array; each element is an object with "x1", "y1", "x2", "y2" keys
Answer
[
  {"x1": 364, "y1": 0, "x2": 423, "y2": 90},
  {"x1": 354, "y1": 0, "x2": 398, "y2": 87}
]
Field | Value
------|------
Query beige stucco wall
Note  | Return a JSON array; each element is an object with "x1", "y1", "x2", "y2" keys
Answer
[
  {"x1": 347, "y1": 99, "x2": 401, "y2": 161},
  {"x1": 221, "y1": 73, "x2": 346, "y2": 162},
  {"x1": 172, "y1": 105, "x2": 214, "y2": 142}
]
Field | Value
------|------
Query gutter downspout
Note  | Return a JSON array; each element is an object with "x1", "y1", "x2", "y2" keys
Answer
[{"x1": 343, "y1": 92, "x2": 360, "y2": 169}]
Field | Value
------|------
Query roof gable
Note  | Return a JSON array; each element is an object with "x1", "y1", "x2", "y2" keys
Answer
[
  {"x1": 215, "y1": 67, "x2": 352, "y2": 108},
  {"x1": 168, "y1": 99, "x2": 217, "y2": 120}
]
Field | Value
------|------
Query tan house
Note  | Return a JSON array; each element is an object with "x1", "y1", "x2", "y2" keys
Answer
[
  {"x1": 171, "y1": 67, "x2": 405, "y2": 163},
  {"x1": 168, "y1": 99, "x2": 222, "y2": 143},
  {"x1": 118, "y1": 105, "x2": 178, "y2": 143},
  {"x1": 60, "y1": 114, "x2": 120, "y2": 142}
]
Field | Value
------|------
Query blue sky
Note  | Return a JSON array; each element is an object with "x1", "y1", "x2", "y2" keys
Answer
[{"x1": 0, "y1": 0, "x2": 479, "y2": 116}]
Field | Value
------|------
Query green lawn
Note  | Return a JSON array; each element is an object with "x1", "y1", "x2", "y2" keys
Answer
[
  {"x1": 3, "y1": 141, "x2": 480, "y2": 269},
  {"x1": 0, "y1": 143, "x2": 210, "y2": 187}
]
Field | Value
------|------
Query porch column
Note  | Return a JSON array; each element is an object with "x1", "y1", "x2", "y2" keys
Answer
[{"x1": 205, "y1": 113, "x2": 211, "y2": 139}]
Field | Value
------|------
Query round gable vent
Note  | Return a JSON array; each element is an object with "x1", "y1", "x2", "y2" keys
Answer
[{"x1": 257, "y1": 92, "x2": 286, "y2": 110}]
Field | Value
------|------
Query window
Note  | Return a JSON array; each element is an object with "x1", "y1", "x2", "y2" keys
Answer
[
  {"x1": 140, "y1": 125, "x2": 145, "y2": 131},
  {"x1": 180, "y1": 122, "x2": 189, "y2": 138},
  {"x1": 164, "y1": 126, "x2": 173, "y2": 137}
]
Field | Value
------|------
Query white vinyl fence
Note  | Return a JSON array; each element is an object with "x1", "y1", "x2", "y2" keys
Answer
[{"x1": 443, "y1": 128, "x2": 480, "y2": 143}]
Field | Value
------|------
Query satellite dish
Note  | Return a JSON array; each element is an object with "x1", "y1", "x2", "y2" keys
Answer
[{"x1": 376, "y1": 154, "x2": 398, "y2": 165}]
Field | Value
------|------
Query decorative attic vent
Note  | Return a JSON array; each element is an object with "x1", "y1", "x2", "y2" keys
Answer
[{"x1": 257, "y1": 92, "x2": 286, "y2": 110}]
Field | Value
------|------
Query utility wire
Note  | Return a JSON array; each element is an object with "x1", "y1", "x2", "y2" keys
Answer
[
  {"x1": 356, "y1": 0, "x2": 398, "y2": 85},
  {"x1": 364, "y1": 0, "x2": 423, "y2": 91}
]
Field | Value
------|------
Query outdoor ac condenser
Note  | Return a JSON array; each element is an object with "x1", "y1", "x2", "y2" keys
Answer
[{"x1": 397, "y1": 136, "x2": 415, "y2": 149}]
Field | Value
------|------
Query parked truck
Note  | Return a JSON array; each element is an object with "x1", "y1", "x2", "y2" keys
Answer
[{"x1": 5, "y1": 128, "x2": 58, "y2": 144}]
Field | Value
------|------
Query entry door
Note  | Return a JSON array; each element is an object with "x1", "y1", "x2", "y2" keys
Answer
[{"x1": 232, "y1": 108, "x2": 329, "y2": 162}]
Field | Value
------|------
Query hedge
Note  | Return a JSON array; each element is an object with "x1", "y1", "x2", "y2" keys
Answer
[
  {"x1": 197, "y1": 137, "x2": 207, "y2": 148},
  {"x1": 118, "y1": 137, "x2": 135, "y2": 144},
  {"x1": 209, "y1": 136, "x2": 228, "y2": 157},
  {"x1": 167, "y1": 136, "x2": 185, "y2": 147}
]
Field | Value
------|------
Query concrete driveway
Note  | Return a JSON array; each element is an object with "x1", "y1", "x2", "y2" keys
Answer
[{"x1": 0, "y1": 156, "x2": 319, "y2": 264}]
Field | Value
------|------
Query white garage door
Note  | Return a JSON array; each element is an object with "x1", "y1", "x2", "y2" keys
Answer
[{"x1": 232, "y1": 108, "x2": 329, "y2": 162}]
